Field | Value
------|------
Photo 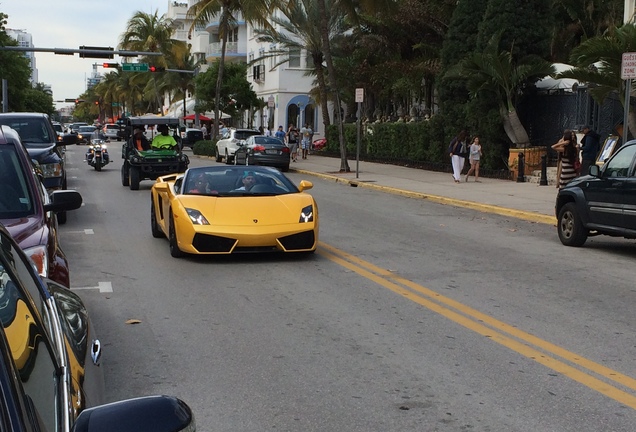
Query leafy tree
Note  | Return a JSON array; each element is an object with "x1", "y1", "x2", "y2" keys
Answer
[
  {"x1": 550, "y1": 0, "x2": 624, "y2": 62},
  {"x1": 23, "y1": 83, "x2": 55, "y2": 115},
  {"x1": 557, "y1": 23, "x2": 636, "y2": 139},
  {"x1": 0, "y1": 12, "x2": 32, "y2": 111},
  {"x1": 477, "y1": 0, "x2": 553, "y2": 62},
  {"x1": 194, "y1": 62, "x2": 259, "y2": 121},
  {"x1": 187, "y1": 0, "x2": 274, "y2": 139}
]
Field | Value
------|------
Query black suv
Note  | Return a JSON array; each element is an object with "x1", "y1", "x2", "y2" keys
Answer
[
  {"x1": 555, "y1": 141, "x2": 636, "y2": 246},
  {"x1": 0, "y1": 113, "x2": 78, "y2": 223}
]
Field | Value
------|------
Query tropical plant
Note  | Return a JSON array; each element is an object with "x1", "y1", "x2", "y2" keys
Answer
[
  {"x1": 253, "y1": 0, "x2": 350, "y2": 132},
  {"x1": 187, "y1": 0, "x2": 275, "y2": 139},
  {"x1": 0, "y1": 12, "x2": 32, "y2": 111},
  {"x1": 557, "y1": 23, "x2": 636, "y2": 137},
  {"x1": 446, "y1": 33, "x2": 555, "y2": 148},
  {"x1": 119, "y1": 10, "x2": 188, "y2": 114}
]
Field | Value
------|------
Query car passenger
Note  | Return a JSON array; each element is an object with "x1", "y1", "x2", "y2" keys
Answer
[
  {"x1": 187, "y1": 174, "x2": 209, "y2": 194},
  {"x1": 131, "y1": 128, "x2": 150, "y2": 151}
]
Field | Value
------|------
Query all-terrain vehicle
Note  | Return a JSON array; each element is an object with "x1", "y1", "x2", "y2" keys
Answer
[{"x1": 120, "y1": 115, "x2": 190, "y2": 190}]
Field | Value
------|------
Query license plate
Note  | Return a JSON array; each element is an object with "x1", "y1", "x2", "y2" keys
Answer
[{"x1": 266, "y1": 149, "x2": 279, "y2": 155}]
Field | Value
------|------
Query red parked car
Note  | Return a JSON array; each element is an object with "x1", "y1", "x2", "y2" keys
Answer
[
  {"x1": 0, "y1": 125, "x2": 82, "y2": 287},
  {"x1": 312, "y1": 137, "x2": 327, "y2": 151}
]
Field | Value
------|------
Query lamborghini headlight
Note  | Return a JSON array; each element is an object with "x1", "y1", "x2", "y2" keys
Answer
[
  {"x1": 39, "y1": 162, "x2": 63, "y2": 178},
  {"x1": 186, "y1": 208, "x2": 210, "y2": 225},
  {"x1": 23, "y1": 245, "x2": 49, "y2": 278},
  {"x1": 299, "y1": 205, "x2": 313, "y2": 223}
]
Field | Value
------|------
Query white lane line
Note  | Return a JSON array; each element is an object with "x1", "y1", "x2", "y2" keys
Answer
[{"x1": 72, "y1": 281, "x2": 113, "y2": 293}]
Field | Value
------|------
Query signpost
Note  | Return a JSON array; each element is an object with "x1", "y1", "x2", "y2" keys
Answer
[
  {"x1": 355, "y1": 88, "x2": 364, "y2": 178},
  {"x1": 620, "y1": 52, "x2": 636, "y2": 142},
  {"x1": 122, "y1": 63, "x2": 149, "y2": 72}
]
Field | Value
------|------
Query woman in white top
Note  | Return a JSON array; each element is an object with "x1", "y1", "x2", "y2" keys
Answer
[{"x1": 465, "y1": 136, "x2": 482, "y2": 182}]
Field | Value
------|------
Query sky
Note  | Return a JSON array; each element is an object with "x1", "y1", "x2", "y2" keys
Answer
[{"x1": 1, "y1": 0, "x2": 167, "y2": 108}]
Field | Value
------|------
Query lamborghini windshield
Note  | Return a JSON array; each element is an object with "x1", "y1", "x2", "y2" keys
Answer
[{"x1": 181, "y1": 167, "x2": 299, "y2": 197}]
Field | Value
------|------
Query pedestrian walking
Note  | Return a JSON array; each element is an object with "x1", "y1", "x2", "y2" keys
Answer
[
  {"x1": 448, "y1": 129, "x2": 469, "y2": 183},
  {"x1": 465, "y1": 136, "x2": 482, "y2": 182},
  {"x1": 300, "y1": 123, "x2": 312, "y2": 159},
  {"x1": 552, "y1": 129, "x2": 578, "y2": 189},
  {"x1": 287, "y1": 124, "x2": 299, "y2": 162},
  {"x1": 578, "y1": 125, "x2": 600, "y2": 176},
  {"x1": 274, "y1": 125, "x2": 286, "y2": 142}
]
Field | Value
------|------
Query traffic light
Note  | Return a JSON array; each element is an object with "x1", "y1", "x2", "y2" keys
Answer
[
  {"x1": 94, "y1": 101, "x2": 99, "y2": 105},
  {"x1": 102, "y1": 63, "x2": 119, "y2": 68},
  {"x1": 149, "y1": 65, "x2": 166, "y2": 72}
]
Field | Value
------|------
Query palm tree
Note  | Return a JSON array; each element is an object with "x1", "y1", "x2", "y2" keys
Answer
[
  {"x1": 316, "y1": 0, "x2": 397, "y2": 172},
  {"x1": 187, "y1": 0, "x2": 274, "y2": 139},
  {"x1": 119, "y1": 10, "x2": 188, "y2": 114},
  {"x1": 446, "y1": 33, "x2": 555, "y2": 148},
  {"x1": 557, "y1": 23, "x2": 636, "y2": 138},
  {"x1": 253, "y1": 0, "x2": 349, "y2": 133}
]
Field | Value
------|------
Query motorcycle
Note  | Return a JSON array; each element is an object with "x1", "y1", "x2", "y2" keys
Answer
[{"x1": 86, "y1": 139, "x2": 110, "y2": 171}]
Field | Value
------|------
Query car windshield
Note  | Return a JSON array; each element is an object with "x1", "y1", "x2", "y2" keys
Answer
[
  {"x1": 52, "y1": 124, "x2": 63, "y2": 133},
  {"x1": 79, "y1": 126, "x2": 96, "y2": 133},
  {"x1": 0, "y1": 118, "x2": 53, "y2": 147},
  {"x1": 254, "y1": 136, "x2": 284, "y2": 145},
  {"x1": 182, "y1": 167, "x2": 298, "y2": 197},
  {"x1": 234, "y1": 130, "x2": 260, "y2": 140},
  {"x1": 0, "y1": 146, "x2": 35, "y2": 219}
]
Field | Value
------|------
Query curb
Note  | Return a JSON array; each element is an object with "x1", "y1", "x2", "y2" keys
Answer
[{"x1": 290, "y1": 168, "x2": 556, "y2": 226}]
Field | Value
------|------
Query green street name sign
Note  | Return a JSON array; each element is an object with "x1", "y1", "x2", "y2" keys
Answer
[{"x1": 122, "y1": 63, "x2": 149, "y2": 72}]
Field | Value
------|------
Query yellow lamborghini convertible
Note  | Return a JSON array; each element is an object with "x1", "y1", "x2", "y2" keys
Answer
[{"x1": 150, "y1": 166, "x2": 319, "y2": 257}]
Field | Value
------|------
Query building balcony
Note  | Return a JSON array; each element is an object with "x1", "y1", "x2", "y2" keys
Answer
[{"x1": 205, "y1": 42, "x2": 247, "y2": 62}]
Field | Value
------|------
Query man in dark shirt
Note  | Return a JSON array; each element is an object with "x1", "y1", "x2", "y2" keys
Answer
[{"x1": 579, "y1": 125, "x2": 600, "y2": 176}]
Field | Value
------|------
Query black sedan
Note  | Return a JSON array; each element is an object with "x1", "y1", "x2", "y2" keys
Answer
[
  {"x1": 233, "y1": 135, "x2": 290, "y2": 171},
  {"x1": 0, "y1": 223, "x2": 195, "y2": 431},
  {"x1": 77, "y1": 125, "x2": 98, "y2": 144}
]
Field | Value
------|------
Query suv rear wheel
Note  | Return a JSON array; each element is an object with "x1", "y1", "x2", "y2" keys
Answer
[{"x1": 558, "y1": 202, "x2": 588, "y2": 247}]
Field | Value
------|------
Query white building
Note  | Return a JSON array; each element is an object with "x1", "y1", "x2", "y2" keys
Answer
[
  {"x1": 165, "y1": 1, "x2": 323, "y2": 138},
  {"x1": 6, "y1": 29, "x2": 38, "y2": 86}
]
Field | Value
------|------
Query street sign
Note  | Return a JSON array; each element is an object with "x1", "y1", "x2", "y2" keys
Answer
[
  {"x1": 268, "y1": 95, "x2": 275, "y2": 108},
  {"x1": 621, "y1": 52, "x2": 636, "y2": 79},
  {"x1": 122, "y1": 63, "x2": 149, "y2": 72},
  {"x1": 355, "y1": 88, "x2": 364, "y2": 103},
  {"x1": 111, "y1": 102, "x2": 120, "y2": 107}
]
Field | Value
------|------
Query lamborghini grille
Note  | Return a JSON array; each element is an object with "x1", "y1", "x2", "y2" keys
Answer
[
  {"x1": 278, "y1": 231, "x2": 315, "y2": 251},
  {"x1": 192, "y1": 234, "x2": 236, "y2": 252}
]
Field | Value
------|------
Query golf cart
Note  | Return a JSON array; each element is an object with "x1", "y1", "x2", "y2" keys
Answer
[{"x1": 120, "y1": 115, "x2": 189, "y2": 190}]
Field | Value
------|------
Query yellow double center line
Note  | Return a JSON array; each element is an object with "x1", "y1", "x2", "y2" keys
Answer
[{"x1": 318, "y1": 242, "x2": 636, "y2": 409}]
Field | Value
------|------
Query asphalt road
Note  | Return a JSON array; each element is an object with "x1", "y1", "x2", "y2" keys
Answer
[{"x1": 59, "y1": 144, "x2": 636, "y2": 431}]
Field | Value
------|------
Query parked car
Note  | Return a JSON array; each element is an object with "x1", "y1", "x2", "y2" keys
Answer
[
  {"x1": 77, "y1": 125, "x2": 98, "y2": 144},
  {"x1": 180, "y1": 127, "x2": 204, "y2": 148},
  {"x1": 150, "y1": 166, "x2": 318, "y2": 257},
  {"x1": 102, "y1": 123, "x2": 122, "y2": 141},
  {"x1": 555, "y1": 140, "x2": 636, "y2": 246},
  {"x1": 0, "y1": 125, "x2": 82, "y2": 287},
  {"x1": 312, "y1": 137, "x2": 327, "y2": 151},
  {"x1": 215, "y1": 128, "x2": 260, "y2": 164},
  {"x1": 234, "y1": 135, "x2": 290, "y2": 171},
  {"x1": 0, "y1": 112, "x2": 78, "y2": 224},
  {"x1": 0, "y1": 223, "x2": 195, "y2": 432}
]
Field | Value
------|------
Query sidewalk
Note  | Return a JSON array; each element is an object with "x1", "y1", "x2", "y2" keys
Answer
[{"x1": 288, "y1": 155, "x2": 557, "y2": 225}]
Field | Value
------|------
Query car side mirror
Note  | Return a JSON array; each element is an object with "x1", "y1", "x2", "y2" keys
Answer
[
  {"x1": 298, "y1": 180, "x2": 313, "y2": 192},
  {"x1": 71, "y1": 395, "x2": 194, "y2": 432},
  {"x1": 589, "y1": 164, "x2": 600, "y2": 177},
  {"x1": 44, "y1": 190, "x2": 83, "y2": 213}
]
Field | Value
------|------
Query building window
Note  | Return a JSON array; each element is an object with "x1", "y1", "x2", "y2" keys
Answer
[
  {"x1": 306, "y1": 51, "x2": 314, "y2": 69},
  {"x1": 288, "y1": 47, "x2": 301, "y2": 68}
]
